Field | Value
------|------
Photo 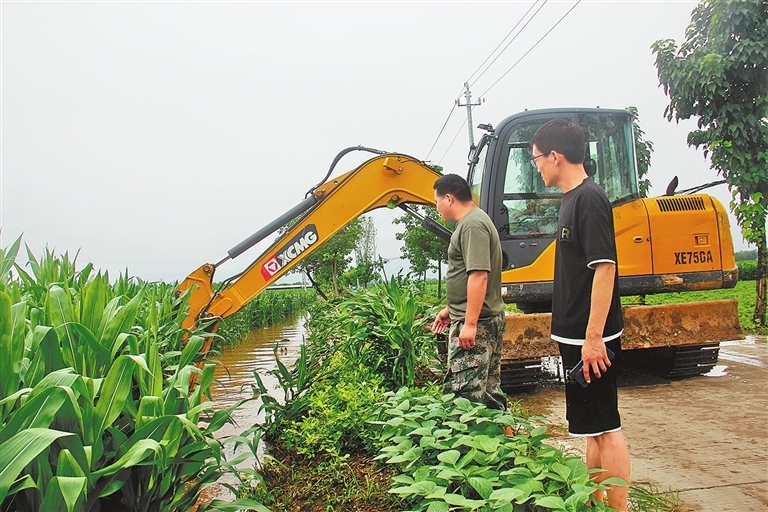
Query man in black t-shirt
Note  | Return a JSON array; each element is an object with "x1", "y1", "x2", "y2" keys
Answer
[{"x1": 530, "y1": 118, "x2": 631, "y2": 511}]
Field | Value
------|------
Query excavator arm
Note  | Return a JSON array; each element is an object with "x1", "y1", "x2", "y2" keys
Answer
[{"x1": 177, "y1": 153, "x2": 442, "y2": 333}]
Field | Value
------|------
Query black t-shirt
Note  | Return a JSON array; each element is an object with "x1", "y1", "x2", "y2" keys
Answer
[{"x1": 551, "y1": 178, "x2": 624, "y2": 345}]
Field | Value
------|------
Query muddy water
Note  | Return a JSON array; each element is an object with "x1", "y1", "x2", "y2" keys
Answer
[
  {"x1": 198, "y1": 315, "x2": 307, "y2": 504},
  {"x1": 211, "y1": 315, "x2": 307, "y2": 416}
]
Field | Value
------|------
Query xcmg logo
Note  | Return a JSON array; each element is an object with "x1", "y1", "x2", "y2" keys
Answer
[{"x1": 261, "y1": 225, "x2": 319, "y2": 280}]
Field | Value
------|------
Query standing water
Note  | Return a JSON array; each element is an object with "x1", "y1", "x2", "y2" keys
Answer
[{"x1": 197, "y1": 315, "x2": 308, "y2": 504}]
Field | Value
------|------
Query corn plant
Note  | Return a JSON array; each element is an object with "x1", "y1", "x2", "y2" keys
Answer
[
  {"x1": 372, "y1": 387, "x2": 625, "y2": 512},
  {"x1": 332, "y1": 276, "x2": 439, "y2": 390},
  {"x1": 0, "y1": 239, "x2": 269, "y2": 512}
]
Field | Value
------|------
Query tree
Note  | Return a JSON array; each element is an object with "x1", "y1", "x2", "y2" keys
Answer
[
  {"x1": 627, "y1": 105, "x2": 654, "y2": 198},
  {"x1": 393, "y1": 205, "x2": 449, "y2": 298},
  {"x1": 287, "y1": 218, "x2": 364, "y2": 297},
  {"x1": 343, "y1": 216, "x2": 382, "y2": 289},
  {"x1": 652, "y1": 0, "x2": 767, "y2": 327}
]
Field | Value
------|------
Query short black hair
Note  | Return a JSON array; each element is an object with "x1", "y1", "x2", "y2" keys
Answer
[
  {"x1": 530, "y1": 118, "x2": 586, "y2": 164},
  {"x1": 433, "y1": 174, "x2": 472, "y2": 201}
]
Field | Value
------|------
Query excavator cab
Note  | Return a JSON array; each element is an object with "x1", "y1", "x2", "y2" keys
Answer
[
  {"x1": 467, "y1": 108, "x2": 638, "y2": 273},
  {"x1": 465, "y1": 108, "x2": 741, "y2": 387}
]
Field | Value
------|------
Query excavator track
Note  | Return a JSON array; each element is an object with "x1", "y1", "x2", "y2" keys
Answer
[
  {"x1": 621, "y1": 343, "x2": 720, "y2": 378},
  {"x1": 500, "y1": 359, "x2": 542, "y2": 392}
]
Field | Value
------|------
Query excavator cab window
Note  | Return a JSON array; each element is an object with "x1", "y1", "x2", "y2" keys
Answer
[
  {"x1": 578, "y1": 112, "x2": 639, "y2": 204},
  {"x1": 480, "y1": 109, "x2": 638, "y2": 270}
]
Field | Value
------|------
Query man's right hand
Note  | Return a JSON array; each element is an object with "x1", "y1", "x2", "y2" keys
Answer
[{"x1": 431, "y1": 308, "x2": 451, "y2": 335}]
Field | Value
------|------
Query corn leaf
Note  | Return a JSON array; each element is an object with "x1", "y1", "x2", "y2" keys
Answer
[
  {"x1": 0, "y1": 386, "x2": 71, "y2": 444},
  {"x1": 0, "y1": 428, "x2": 74, "y2": 504},
  {"x1": 38, "y1": 475, "x2": 87, "y2": 512},
  {"x1": 69, "y1": 323, "x2": 110, "y2": 377},
  {"x1": 46, "y1": 285, "x2": 82, "y2": 374},
  {"x1": 91, "y1": 439, "x2": 164, "y2": 479},
  {"x1": 80, "y1": 275, "x2": 107, "y2": 335},
  {"x1": 0, "y1": 291, "x2": 16, "y2": 415},
  {"x1": 25, "y1": 326, "x2": 66, "y2": 387},
  {"x1": 98, "y1": 289, "x2": 144, "y2": 354},
  {"x1": 93, "y1": 355, "x2": 135, "y2": 439}
]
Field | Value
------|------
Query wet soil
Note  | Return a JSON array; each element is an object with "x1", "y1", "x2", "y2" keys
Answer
[{"x1": 518, "y1": 337, "x2": 768, "y2": 512}]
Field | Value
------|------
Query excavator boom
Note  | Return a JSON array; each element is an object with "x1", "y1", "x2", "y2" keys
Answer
[{"x1": 178, "y1": 154, "x2": 441, "y2": 332}]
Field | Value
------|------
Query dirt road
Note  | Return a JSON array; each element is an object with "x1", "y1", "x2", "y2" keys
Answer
[{"x1": 524, "y1": 337, "x2": 768, "y2": 512}]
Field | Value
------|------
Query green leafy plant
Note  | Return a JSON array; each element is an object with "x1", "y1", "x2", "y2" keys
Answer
[
  {"x1": 280, "y1": 357, "x2": 387, "y2": 459},
  {"x1": 0, "y1": 240, "x2": 268, "y2": 512},
  {"x1": 336, "y1": 276, "x2": 440, "y2": 390},
  {"x1": 372, "y1": 387, "x2": 625, "y2": 512}
]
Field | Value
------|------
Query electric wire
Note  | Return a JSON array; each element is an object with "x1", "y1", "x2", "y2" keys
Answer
[
  {"x1": 428, "y1": 0, "x2": 560, "y2": 163},
  {"x1": 479, "y1": 0, "x2": 582, "y2": 98},
  {"x1": 467, "y1": 0, "x2": 548, "y2": 88},
  {"x1": 437, "y1": 118, "x2": 468, "y2": 166},
  {"x1": 425, "y1": 101, "x2": 459, "y2": 161}
]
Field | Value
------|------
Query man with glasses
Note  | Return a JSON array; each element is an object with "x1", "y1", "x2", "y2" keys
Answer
[{"x1": 530, "y1": 118, "x2": 631, "y2": 511}]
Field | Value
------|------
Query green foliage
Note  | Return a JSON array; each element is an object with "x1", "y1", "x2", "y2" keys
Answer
[
  {"x1": 280, "y1": 357, "x2": 387, "y2": 459},
  {"x1": 652, "y1": 0, "x2": 767, "y2": 325},
  {"x1": 626, "y1": 106, "x2": 654, "y2": 198},
  {"x1": 394, "y1": 206, "x2": 450, "y2": 288},
  {"x1": 628, "y1": 481, "x2": 683, "y2": 512},
  {"x1": 0, "y1": 242, "x2": 268, "y2": 512},
  {"x1": 249, "y1": 343, "x2": 331, "y2": 444},
  {"x1": 737, "y1": 260, "x2": 758, "y2": 281},
  {"x1": 735, "y1": 249, "x2": 758, "y2": 261},
  {"x1": 334, "y1": 277, "x2": 440, "y2": 390},
  {"x1": 343, "y1": 216, "x2": 384, "y2": 290},
  {"x1": 372, "y1": 387, "x2": 623, "y2": 512}
]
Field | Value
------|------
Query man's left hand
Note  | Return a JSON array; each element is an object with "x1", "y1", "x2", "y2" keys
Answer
[
  {"x1": 458, "y1": 324, "x2": 477, "y2": 350},
  {"x1": 581, "y1": 337, "x2": 611, "y2": 384}
]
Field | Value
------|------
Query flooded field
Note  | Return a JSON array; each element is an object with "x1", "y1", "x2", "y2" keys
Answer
[{"x1": 199, "y1": 316, "x2": 308, "y2": 504}]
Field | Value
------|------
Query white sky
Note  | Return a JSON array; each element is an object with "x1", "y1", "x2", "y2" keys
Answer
[{"x1": 1, "y1": 0, "x2": 752, "y2": 283}]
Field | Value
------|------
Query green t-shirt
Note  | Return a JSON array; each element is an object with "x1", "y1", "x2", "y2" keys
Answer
[{"x1": 445, "y1": 207, "x2": 504, "y2": 322}]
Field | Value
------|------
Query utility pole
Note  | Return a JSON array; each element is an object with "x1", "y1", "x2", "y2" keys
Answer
[{"x1": 456, "y1": 82, "x2": 483, "y2": 147}]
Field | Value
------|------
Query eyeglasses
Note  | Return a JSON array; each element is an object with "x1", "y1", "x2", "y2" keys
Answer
[
  {"x1": 531, "y1": 151, "x2": 552, "y2": 167},
  {"x1": 530, "y1": 151, "x2": 551, "y2": 166}
]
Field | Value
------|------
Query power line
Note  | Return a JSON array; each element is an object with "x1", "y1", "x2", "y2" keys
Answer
[
  {"x1": 467, "y1": 0, "x2": 548, "y2": 88},
  {"x1": 479, "y1": 0, "x2": 582, "y2": 98},
  {"x1": 437, "y1": 117, "x2": 468, "y2": 167},
  {"x1": 425, "y1": 101, "x2": 459, "y2": 161}
]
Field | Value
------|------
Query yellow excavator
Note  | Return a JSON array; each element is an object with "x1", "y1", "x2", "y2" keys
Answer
[{"x1": 178, "y1": 107, "x2": 742, "y2": 390}]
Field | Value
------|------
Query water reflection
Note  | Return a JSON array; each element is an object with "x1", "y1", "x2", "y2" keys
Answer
[
  {"x1": 197, "y1": 315, "x2": 308, "y2": 505},
  {"x1": 211, "y1": 315, "x2": 307, "y2": 426}
]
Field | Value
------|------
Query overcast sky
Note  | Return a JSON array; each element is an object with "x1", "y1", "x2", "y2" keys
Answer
[{"x1": 1, "y1": 0, "x2": 752, "y2": 283}]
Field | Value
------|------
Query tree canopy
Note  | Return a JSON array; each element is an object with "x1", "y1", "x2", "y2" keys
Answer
[
  {"x1": 393, "y1": 205, "x2": 449, "y2": 297},
  {"x1": 652, "y1": 0, "x2": 767, "y2": 327}
]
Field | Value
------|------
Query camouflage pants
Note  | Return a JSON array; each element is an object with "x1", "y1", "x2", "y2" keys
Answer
[{"x1": 443, "y1": 312, "x2": 507, "y2": 411}]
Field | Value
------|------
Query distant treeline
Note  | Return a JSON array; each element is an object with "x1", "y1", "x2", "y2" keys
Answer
[{"x1": 735, "y1": 250, "x2": 757, "y2": 261}]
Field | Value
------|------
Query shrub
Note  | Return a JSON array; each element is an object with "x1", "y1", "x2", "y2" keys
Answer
[
  {"x1": 372, "y1": 388, "x2": 624, "y2": 512},
  {"x1": 736, "y1": 260, "x2": 757, "y2": 281}
]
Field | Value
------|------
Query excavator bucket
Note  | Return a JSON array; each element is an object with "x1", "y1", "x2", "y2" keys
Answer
[{"x1": 500, "y1": 299, "x2": 743, "y2": 391}]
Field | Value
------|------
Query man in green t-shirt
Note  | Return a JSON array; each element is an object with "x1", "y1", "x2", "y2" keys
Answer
[{"x1": 431, "y1": 174, "x2": 508, "y2": 412}]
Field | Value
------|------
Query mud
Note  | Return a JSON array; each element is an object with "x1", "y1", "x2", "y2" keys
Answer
[
  {"x1": 503, "y1": 300, "x2": 743, "y2": 359},
  {"x1": 519, "y1": 336, "x2": 768, "y2": 512}
]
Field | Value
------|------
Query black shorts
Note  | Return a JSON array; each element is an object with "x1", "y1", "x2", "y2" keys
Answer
[{"x1": 559, "y1": 338, "x2": 622, "y2": 436}]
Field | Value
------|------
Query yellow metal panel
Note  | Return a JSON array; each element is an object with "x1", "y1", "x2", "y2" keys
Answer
[
  {"x1": 613, "y1": 200, "x2": 652, "y2": 277},
  {"x1": 646, "y1": 194, "x2": 723, "y2": 274}
]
